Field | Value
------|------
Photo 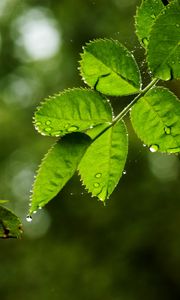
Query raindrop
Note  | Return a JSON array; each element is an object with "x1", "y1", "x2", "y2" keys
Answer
[
  {"x1": 26, "y1": 215, "x2": 32, "y2": 222},
  {"x1": 123, "y1": 170, "x2": 126, "y2": 175},
  {"x1": 143, "y1": 144, "x2": 146, "y2": 147},
  {"x1": 45, "y1": 120, "x2": 51, "y2": 125},
  {"x1": 149, "y1": 144, "x2": 159, "y2": 153},
  {"x1": 68, "y1": 126, "x2": 79, "y2": 132},
  {"x1": 51, "y1": 131, "x2": 62, "y2": 136},
  {"x1": 93, "y1": 182, "x2": 100, "y2": 188},
  {"x1": 45, "y1": 127, "x2": 52, "y2": 132},
  {"x1": 38, "y1": 206, "x2": 42, "y2": 210},
  {"x1": 164, "y1": 126, "x2": 171, "y2": 135},
  {"x1": 95, "y1": 173, "x2": 102, "y2": 178},
  {"x1": 33, "y1": 210, "x2": 37, "y2": 214},
  {"x1": 142, "y1": 37, "x2": 148, "y2": 47}
]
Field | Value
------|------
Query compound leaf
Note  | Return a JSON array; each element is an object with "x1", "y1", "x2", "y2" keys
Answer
[
  {"x1": 135, "y1": 0, "x2": 165, "y2": 48},
  {"x1": 34, "y1": 88, "x2": 112, "y2": 137},
  {"x1": 78, "y1": 121, "x2": 128, "y2": 201},
  {"x1": 29, "y1": 133, "x2": 91, "y2": 214},
  {"x1": 0, "y1": 206, "x2": 22, "y2": 239},
  {"x1": 131, "y1": 87, "x2": 180, "y2": 153},
  {"x1": 79, "y1": 39, "x2": 141, "y2": 96},
  {"x1": 147, "y1": 0, "x2": 180, "y2": 80}
]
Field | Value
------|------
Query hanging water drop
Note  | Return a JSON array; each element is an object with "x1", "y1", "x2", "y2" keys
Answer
[
  {"x1": 149, "y1": 144, "x2": 159, "y2": 153},
  {"x1": 26, "y1": 215, "x2": 32, "y2": 222},
  {"x1": 123, "y1": 170, "x2": 127, "y2": 175}
]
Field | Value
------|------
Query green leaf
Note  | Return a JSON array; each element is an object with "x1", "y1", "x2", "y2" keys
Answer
[
  {"x1": 29, "y1": 133, "x2": 91, "y2": 214},
  {"x1": 0, "y1": 200, "x2": 8, "y2": 204},
  {"x1": 135, "y1": 0, "x2": 164, "y2": 48},
  {"x1": 0, "y1": 206, "x2": 22, "y2": 239},
  {"x1": 147, "y1": 0, "x2": 180, "y2": 80},
  {"x1": 79, "y1": 39, "x2": 141, "y2": 96},
  {"x1": 34, "y1": 88, "x2": 112, "y2": 137},
  {"x1": 130, "y1": 87, "x2": 180, "y2": 153},
  {"x1": 78, "y1": 121, "x2": 128, "y2": 201}
]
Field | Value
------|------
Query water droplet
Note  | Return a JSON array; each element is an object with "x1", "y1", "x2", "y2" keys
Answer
[
  {"x1": 45, "y1": 120, "x2": 51, "y2": 125},
  {"x1": 142, "y1": 38, "x2": 148, "y2": 47},
  {"x1": 36, "y1": 121, "x2": 41, "y2": 126},
  {"x1": 95, "y1": 173, "x2": 102, "y2": 178},
  {"x1": 123, "y1": 170, "x2": 126, "y2": 175},
  {"x1": 45, "y1": 127, "x2": 52, "y2": 132},
  {"x1": 33, "y1": 211, "x2": 37, "y2": 214},
  {"x1": 26, "y1": 215, "x2": 32, "y2": 222},
  {"x1": 149, "y1": 144, "x2": 159, "y2": 153},
  {"x1": 38, "y1": 206, "x2": 42, "y2": 210},
  {"x1": 164, "y1": 126, "x2": 171, "y2": 135},
  {"x1": 143, "y1": 144, "x2": 146, "y2": 147},
  {"x1": 68, "y1": 126, "x2": 79, "y2": 132},
  {"x1": 93, "y1": 182, "x2": 100, "y2": 188},
  {"x1": 51, "y1": 131, "x2": 62, "y2": 137}
]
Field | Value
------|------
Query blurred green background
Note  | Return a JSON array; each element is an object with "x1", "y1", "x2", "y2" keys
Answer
[{"x1": 0, "y1": 0, "x2": 180, "y2": 299}]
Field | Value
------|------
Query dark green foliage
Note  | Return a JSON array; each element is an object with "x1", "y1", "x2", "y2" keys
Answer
[{"x1": 0, "y1": 204, "x2": 22, "y2": 239}]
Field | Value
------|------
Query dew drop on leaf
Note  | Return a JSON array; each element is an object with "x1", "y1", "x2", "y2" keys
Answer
[
  {"x1": 164, "y1": 126, "x2": 171, "y2": 135},
  {"x1": 45, "y1": 127, "x2": 52, "y2": 132},
  {"x1": 123, "y1": 170, "x2": 127, "y2": 175},
  {"x1": 68, "y1": 126, "x2": 79, "y2": 132},
  {"x1": 93, "y1": 182, "x2": 100, "y2": 188},
  {"x1": 51, "y1": 131, "x2": 62, "y2": 136},
  {"x1": 142, "y1": 37, "x2": 148, "y2": 47},
  {"x1": 36, "y1": 121, "x2": 42, "y2": 126},
  {"x1": 45, "y1": 120, "x2": 52, "y2": 125},
  {"x1": 149, "y1": 144, "x2": 159, "y2": 153},
  {"x1": 26, "y1": 215, "x2": 32, "y2": 222},
  {"x1": 95, "y1": 173, "x2": 102, "y2": 178}
]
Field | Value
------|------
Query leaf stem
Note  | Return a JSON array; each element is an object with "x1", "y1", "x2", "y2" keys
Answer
[
  {"x1": 112, "y1": 78, "x2": 159, "y2": 125},
  {"x1": 92, "y1": 78, "x2": 159, "y2": 142}
]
